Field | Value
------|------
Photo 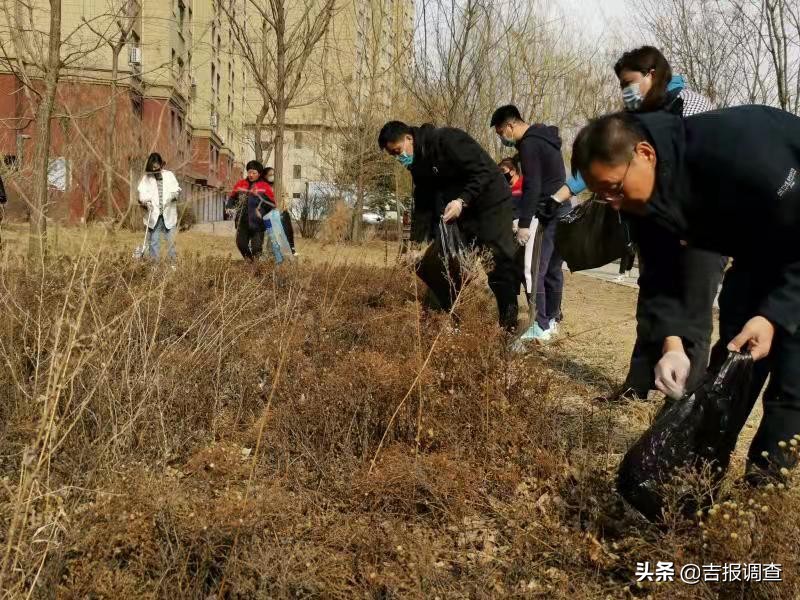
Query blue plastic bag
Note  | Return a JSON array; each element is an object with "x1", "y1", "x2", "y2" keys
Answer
[{"x1": 264, "y1": 209, "x2": 293, "y2": 263}]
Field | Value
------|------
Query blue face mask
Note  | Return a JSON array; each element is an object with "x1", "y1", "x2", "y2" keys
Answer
[
  {"x1": 396, "y1": 152, "x2": 413, "y2": 169},
  {"x1": 622, "y1": 83, "x2": 644, "y2": 111},
  {"x1": 501, "y1": 137, "x2": 516, "y2": 148}
]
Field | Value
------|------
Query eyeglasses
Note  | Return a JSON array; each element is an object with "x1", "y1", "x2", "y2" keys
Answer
[{"x1": 595, "y1": 156, "x2": 633, "y2": 204}]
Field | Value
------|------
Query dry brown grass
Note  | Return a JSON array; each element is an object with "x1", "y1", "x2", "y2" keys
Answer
[{"x1": 0, "y1": 225, "x2": 797, "y2": 599}]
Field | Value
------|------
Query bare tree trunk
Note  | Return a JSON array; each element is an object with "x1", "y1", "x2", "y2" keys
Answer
[
  {"x1": 351, "y1": 164, "x2": 365, "y2": 242},
  {"x1": 254, "y1": 102, "x2": 268, "y2": 162},
  {"x1": 274, "y1": 98, "x2": 285, "y2": 210},
  {"x1": 273, "y1": 11, "x2": 287, "y2": 210},
  {"x1": 29, "y1": 0, "x2": 61, "y2": 263},
  {"x1": 105, "y1": 49, "x2": 120, "y2": 220}
]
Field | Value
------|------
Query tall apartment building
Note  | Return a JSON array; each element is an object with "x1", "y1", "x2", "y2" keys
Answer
[
  {"x1": 248, "y1": 0, "x2": 414, "y2": 204},
  {"x1": 0, "y1": 0, "x2": 247, "y2": 223},
  {"x1": 0, "y1": 0, "x2": 411, "y2": 223}
]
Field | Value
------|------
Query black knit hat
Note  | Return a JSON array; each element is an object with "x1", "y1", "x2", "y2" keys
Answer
[{"x1": 246, "y1": 160, "x2": 264, "y2": 174}]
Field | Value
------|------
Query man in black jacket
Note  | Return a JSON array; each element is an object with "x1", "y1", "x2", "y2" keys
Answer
[
  {"x1": 490, "y1": 105, "x2": 567, "y2": 343},
  {"x1": 378, "y1": 120, "x2": 519, "y2": 331},
  {"x1": 572, "y1": 106, "x2": 800, "y2": 481}
]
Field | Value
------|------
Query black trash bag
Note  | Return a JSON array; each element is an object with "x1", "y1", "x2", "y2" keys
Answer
[
  {"x1": 416, "y1": 219, "x2": 468, "y2": 312},
  {"x1": 555, "y1": 198, "x2": 634, "y2": 272},
  {"x1": 617, "y1": 351, "x2": 753, "y2": 521}
]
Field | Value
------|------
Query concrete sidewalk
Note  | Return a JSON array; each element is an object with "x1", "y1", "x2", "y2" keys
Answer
[
  {"x1": 572, "y1": 262, "x2": 639, "y2": 288},
  {"x1": 573, "y1": 261, "x2": 721, "y2": 309}
]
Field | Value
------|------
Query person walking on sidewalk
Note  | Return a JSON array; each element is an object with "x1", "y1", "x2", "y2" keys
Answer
[
  {"x1": 491, "y1": 104, "x2": 568, "y2": 343},
  {"x1": 137, "y1": 152, "x2": 181, "y2": 263},
  {"x1": 226, "y1": 160, "x2": 276, "y2": 261}
]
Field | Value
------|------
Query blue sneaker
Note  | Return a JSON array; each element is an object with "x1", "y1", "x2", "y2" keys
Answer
[{"x1": 519, "y1": 322, "x2": 552, "y2": 343}]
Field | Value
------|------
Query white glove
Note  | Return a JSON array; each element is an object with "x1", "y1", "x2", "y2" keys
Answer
[
  {"x1": 443, "y1": 199, "x2": 464, "y2": 223},
  {"x1": 512, "y1": 219, "x2": 519, "y2": 234},
  {"x1": 655, "y1": 351, "x2": 691, "y2": 399},
  {"x1": 516, "y1": 227, "x2": 531, "y2": 246}
]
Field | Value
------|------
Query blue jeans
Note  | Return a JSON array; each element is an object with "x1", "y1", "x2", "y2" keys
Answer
[{"x1": 148, "y1": 215, "x2": 177, "y2": 262}]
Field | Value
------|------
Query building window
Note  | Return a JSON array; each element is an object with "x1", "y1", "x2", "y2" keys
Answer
[
  {"x1": 295, "y1": 131, "x2": 303, "y2": 149},
  {"x1": 293, "y1": 164, "x2": 302, "y2": 179},
  {"x1": 211, "y1": 65, "x2": 216, "y2": 100},
  {"x1": 171, "y1": 49, "x2": 176, "y2": 76},
  {"x1": 292, "y1": 192, "x2": 301, "y2": 199}
]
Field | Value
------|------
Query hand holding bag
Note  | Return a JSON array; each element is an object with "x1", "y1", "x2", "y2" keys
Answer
[{"x1": 555, "y1": 198, "x2": 634, "y2": 272}]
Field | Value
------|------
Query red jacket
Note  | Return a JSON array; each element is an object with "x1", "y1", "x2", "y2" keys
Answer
[
  {"x1": 226, "y1": 179, "x2": 276, "y2": 230},
  {"x1": 511, "y1": 176, "x2": 523, "y2": 198},
  {"x1": 510, "y1": 175, "x2": 523, "y2": 220}
]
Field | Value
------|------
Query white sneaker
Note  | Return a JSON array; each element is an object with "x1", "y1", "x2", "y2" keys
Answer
[
  {"x1": 519, "y1": 322, "x2": 552, "y2": 344},
  {"x1": 548, "y1": 319, "x2": 560, "y2": 336}
]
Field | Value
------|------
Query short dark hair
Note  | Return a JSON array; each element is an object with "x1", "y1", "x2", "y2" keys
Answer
[
  {"x1": 571, "y1": 112, "x2": 648, "y2": 178},
  {"x1": 246, "y1": 160, "x2": 264, "y2": 173},
  {"x1": 378, "y1": 121, "x2": 412, "y2": 150},
  {"x1": 145, "y1": 152, "x2": 164, "y2": 172},
  {"x1": 490, "y1": 105, "x2": 523, "y2": 128},
  {"x1": 614, "y1": 46, "x2": 672, "y2": 111}
]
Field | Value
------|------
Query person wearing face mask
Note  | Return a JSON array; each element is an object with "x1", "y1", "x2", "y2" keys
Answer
[
  {"x1": 490, "y1": 105, "x2": 568, "y2": 344},
  {"x1": 554, "y1": 47, "x2": 722, "y2": 400},
  {"x1": 137, "y1": 152, "x2": 181, "y2": 263},
  {"x1": 262, "y1": 166, "x2": 298, "y2": 256},
  {"x1": 378, "y1": 120, "x2": 520, "y2": 332},
  {"x1": 555, "y1": 46, "x2": 713, "y2": 203},
  {"x1": 500, "y1": 156, "x2": 538, "y2": 317},
  {"x1": 572, "y1": 106, "x2": 800, "y2": 485},
  {"x1": 226, "y1": 160, "x2": 276, "y2": 261}
]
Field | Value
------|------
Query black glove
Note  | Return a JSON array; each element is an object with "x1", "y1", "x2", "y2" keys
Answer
[{"x1": 535, "y1": 196, "x2": 560, "y2": 223}]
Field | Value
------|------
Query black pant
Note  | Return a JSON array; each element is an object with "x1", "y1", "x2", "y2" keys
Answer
[
  {"x1": 623, "y1": 246, "x2": 723, "y2": 397},
  {"x1": 281, "y1": 210, "x2": 296, "y2": 251},
  {"x1": 709, "y1": 262, "x2": 800, "y2": 478},
  {"x1": 236, "y1": 225, "x2": 264, "y2": 260},
  {"x1": 486, "y1": 241, "x2": 521, "y2": 332},
  {"x1": 417, "y1": 229, "x2": 519, "y2": 333}
]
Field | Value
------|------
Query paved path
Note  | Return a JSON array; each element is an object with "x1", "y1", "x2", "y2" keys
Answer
[
  {"x1": 574, "y1": 261, "x2": 721, "y2": 309},
  {"x1": 573, "y1": 262, "x2": 639, "y2": 289}
]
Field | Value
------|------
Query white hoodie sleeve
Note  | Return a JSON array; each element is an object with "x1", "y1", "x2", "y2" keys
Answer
[{"x1": 137, "y1": 176, "x2": 151, "y2": 205}]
